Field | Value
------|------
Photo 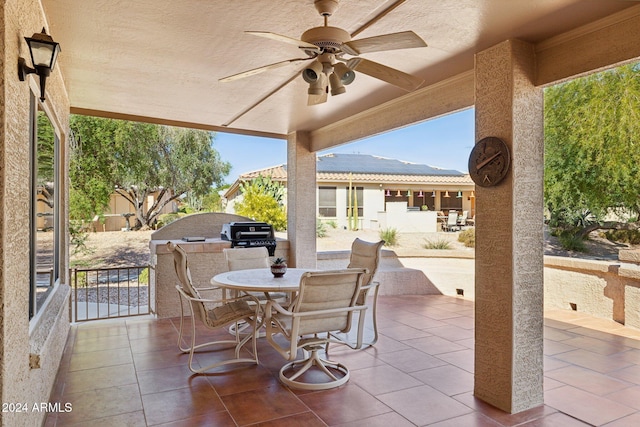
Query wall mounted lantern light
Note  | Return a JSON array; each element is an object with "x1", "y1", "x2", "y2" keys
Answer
[{"x1": 18, "y1": 28, "x2": 61, "y2": 102}]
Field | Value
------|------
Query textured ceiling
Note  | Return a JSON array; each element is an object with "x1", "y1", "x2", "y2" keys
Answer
[{"x1": 41, "y1": 0, "x2": 639, "y2": 140}]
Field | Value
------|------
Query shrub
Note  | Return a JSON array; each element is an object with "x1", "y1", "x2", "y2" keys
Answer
[
  {"x1": 325, "y1": 220, "x2": 338, "y2": 229},
  {"x1": 604, "y1": 229, "x2": 640, "y2": 245},
  {"x1": 458, "y1": 228, "x2": 475, "y2": 248},
  {"x1": 379, "y1": 228, "x2": 398, "y2": 246},
  {"x1": 156, "y1": 213, "x2": 184, "y2": 229},
  {"x1": 422, "y1": 238, "x2": 452, "y2": 249},
  {"x1": 235, "y1": 190, "x2": 287, "y2": 231},
  {"x1": 558, "y1": 232, "x2": 587, "y2": 252},
  {"x1": 69, "y1": 220, "x2": 93, "y2": 256},
  {"x1": 138, "y1": 268, "x2": 149, "y2": 285},
  {"x1": 316, "y1": 219, "x2": 327, "y2": 238}
]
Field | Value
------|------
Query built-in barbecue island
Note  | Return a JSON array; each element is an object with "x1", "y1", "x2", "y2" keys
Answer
[{"x1": 149, "y1": 213, "x2": 289, "y2": 318}]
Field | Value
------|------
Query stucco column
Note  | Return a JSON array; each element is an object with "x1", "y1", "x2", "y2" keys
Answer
[
  {"x1": 474, "y1": 40, "x2": 544, "y2": 413},
  {"x1": 286, "y1": 131, "x2": 317, "y2": 268}
]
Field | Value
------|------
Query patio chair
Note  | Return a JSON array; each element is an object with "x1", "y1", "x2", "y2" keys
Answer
[
  {"x1": 329, "y1": 238, "x2": 385, "y2": 349},
  {"x1": 457, "y1": 210, "x2": 468, "y2": 227},
  {"x1": 443, "y1": 210, "x2": 459, "y2": 232},
  {"x1": 168, "y1": 242, "x2": 260, "y2": 373},
  {"x1": 265, "y1": 268, "x2": 368, "y2": 390},
  {"x1": 224, "y1": 247, "x2": 289, "y2": 303}
]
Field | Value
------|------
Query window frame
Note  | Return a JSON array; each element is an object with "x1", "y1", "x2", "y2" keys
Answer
[
  {"x1": 30, "y1": 95, "x2": 60, "y2": 319},
  {"x1": 318, "y1": 186, "x2": 337, "y2": 217}
]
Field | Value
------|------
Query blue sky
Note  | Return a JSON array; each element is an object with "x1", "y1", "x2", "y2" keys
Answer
[{"x1": 214, "y1": 108, "x2": 475, "y2": 184}]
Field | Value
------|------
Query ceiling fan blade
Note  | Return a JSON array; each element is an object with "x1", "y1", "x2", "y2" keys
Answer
[
  {"x1": 246, "y1": 31, "x2": 321, "y2": 53},
  {"x1": 346, "y1": 57, "x2": 424, "y2": 92},
  {"x1": 219, "y1": 58, "x2": 311, "y2": 82},
  {"x1": 342, "y1": 31, "x2": 427, "y2": 56}
]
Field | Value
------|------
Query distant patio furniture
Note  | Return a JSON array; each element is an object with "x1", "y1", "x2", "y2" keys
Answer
[
  {"x1": 437, "y1": 211, "x2": 447, "y2": 231},
  {"x1": 457, "y1": 210, "x2": 469, "y2": 227},
  {"x1": 443, "y1": 211, "x2": 459, "y2": 232}
]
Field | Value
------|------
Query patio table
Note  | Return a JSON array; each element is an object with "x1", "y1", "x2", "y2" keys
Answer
[{"x1": 211, "y1": 268, "x2": 312, "y2": 294}]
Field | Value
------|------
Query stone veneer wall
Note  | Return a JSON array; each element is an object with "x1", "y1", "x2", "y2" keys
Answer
[{"x1": 1, "y1": 1, "x2": 71, "y2": 426}]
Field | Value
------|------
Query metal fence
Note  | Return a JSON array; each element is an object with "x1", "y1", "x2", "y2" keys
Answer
[{"x1": 71, "y1": 266, "x2": 150, "y2": 322}]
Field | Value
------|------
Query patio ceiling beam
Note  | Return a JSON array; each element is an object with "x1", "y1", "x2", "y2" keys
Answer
[
  {"x1": 535, "y1": 5, "x2": 640, "y2": 86},
  {"x1": 70, "y1": 107, "x2": 287, "y2": 140},
  {"x1": 308, "y1": 71, "x2": 475, "y2": 153}
]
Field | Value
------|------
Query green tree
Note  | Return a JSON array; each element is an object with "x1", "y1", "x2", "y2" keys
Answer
[
  {"x1": 70, "y1": 116, "x2": 231, "y2": 228},
  {"x1": 69, "y1": 116, "x2": 119, "y2": 221},
  {"x1": 235, "y1": 177, "x2": 287, "y2": 230},
  {"x1": 36, "y1": 111, "x2": 56, "y2": 209},
  {"x1": 544, "y1": 63, "x2": 640, "y2": 239}
]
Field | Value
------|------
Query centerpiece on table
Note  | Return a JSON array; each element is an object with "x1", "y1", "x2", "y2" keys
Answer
[{"x1": 270, "y1": 258, "x2": 287, "y2": 277}]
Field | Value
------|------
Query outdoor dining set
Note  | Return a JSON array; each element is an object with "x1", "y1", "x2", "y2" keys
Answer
[{"x1": 167, "y1": 237, "x2": 384, "y2": 390}]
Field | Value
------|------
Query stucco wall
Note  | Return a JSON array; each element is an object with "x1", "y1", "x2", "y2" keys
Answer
[
  {"x1": 544, "y1": 257, "x2": 640, "y2": 330},
  {"x1": 1, "y1": 1, "x2": 71, "y2": 426}
]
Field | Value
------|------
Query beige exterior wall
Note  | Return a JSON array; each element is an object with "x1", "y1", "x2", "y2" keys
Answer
[
  {"x1": 90, "y1": 191, "x2": 176, "y2": 232},
  {"x1": 1, "y1": 1, "x2": 71, "y2": 425}
]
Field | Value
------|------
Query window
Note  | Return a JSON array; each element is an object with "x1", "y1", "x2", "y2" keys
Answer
[
  {"x1": 30, "y1": 99, "x2": 59, "y2": 319},
  {"x1": 345, "y1": 186, "x2": 363, "y2": 217},
  {"x1": 318, "y1": 186, "x2": 336, "y2": 217}
]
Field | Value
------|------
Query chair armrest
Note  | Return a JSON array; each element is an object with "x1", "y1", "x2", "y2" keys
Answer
[
  {"x1": 360, "y1": 280, "x2": 380, "y2": 291},
  {"x1": 195, "y1": 285, "x2": 221, "y2": 291},
  {"x1": 176, "y1": 285, "x2": 260, "y2": 306},
  {"x1": 291, "y1": 305, "x2": 367, "y2": 318},
  {"x1": 265, "y1": 300, "x2": 292, "y2": 316}
]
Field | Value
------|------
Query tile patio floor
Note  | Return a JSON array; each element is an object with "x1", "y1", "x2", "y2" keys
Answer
[{"x1": 45, "y1": 295, "x2": 640, "y2": 426}]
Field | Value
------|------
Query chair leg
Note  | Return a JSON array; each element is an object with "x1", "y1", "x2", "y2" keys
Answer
[
  {"x1": 279, "y1": 345, "x2": 350, "y2": 390},
  {"x1": 327, "y1": 293, "x2": 377, "y2": 351},
  {"x1": 176, "y1": 293, "x2": 259, "y2": 374}
]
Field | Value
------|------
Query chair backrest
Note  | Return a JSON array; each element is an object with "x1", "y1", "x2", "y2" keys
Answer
[
  {"x1": 167, "y1": 242, "x2": 207, "y2": 321},
  {"x1": 291, "y1": 269, "x2": 367, "y2": 336},
  {"x1": 447, "y1": 211, "x2": 458, "y2": 225},
  {"x1": 347, "y1": 238, "x2": 384, "y2": 286},
  {"x1": 224, "y1": 247, "x2": 270, "y2": 271}
]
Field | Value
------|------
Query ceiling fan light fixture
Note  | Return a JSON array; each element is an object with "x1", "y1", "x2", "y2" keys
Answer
[
  {"x1": 329, "y1": 72, "x2": 345, "y2": 95},
  {"x1": 302, "y1": 60, "x2": 323, "y2": 83},
  {"x1": 308, "y1": 73, "x2": 327, "y2": 95},
  {"x1": 333, "y1": 62, "x2": 355, "y2": 85}
]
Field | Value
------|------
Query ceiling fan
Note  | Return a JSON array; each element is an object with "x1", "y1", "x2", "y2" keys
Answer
[{"x1": 219, "y1": 0, "x2": 427, "y2": 106}]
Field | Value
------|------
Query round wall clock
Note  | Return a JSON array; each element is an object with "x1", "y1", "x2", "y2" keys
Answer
[{"x1": 468, "y1": 137, "x2": 510, "y2": 187}]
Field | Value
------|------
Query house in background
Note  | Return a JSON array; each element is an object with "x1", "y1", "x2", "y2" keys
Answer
[{"x1": 224, "y1": 153, "x2": 475, "y2": 232}]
